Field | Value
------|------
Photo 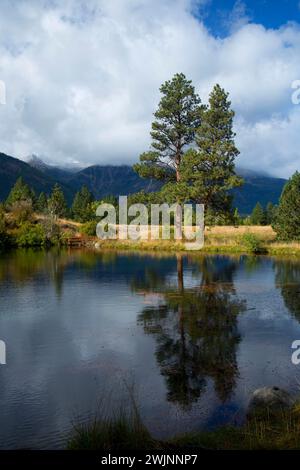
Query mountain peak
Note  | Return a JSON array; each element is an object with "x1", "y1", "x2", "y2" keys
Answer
[{"x1": 26, "y1": 154, "x2": 49, "y2": 171}]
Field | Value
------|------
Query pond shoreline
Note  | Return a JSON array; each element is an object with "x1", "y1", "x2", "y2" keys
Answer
[
  {"x1": 68, "y1": 397, "x2": 300, "y2": 451},
  {"x1": 89, "y1": 238, "x2": 300, "y2": 256},
  {"x1": 3, "y1": 240, "x2": 300, "y2": 257},
  {"x1": 81, "y1": 225, "x2": 300, "y2": 256}
]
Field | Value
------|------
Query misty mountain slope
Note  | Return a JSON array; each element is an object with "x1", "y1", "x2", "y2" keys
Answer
[
  {"x1": 232, "y1": 169, "x2": 286, "y2": 214},
  {"x1": 66, "y1": 165, "x2": 161, "y2": 197},
  {"x1": 0, "y1": 153, "x2": 287, "y2": 213},
  {"x1": 27, "y1": 155, "x2": 78, "y2": 184},
  {"x1": 0, "y1": 153, "x2": 74, "y2": 202},
  {"x1": 66, "y1": 165, "x2": 286, "y2": 213},
  {"x1": 27, "y1": 158, "x2": 161, "y2": 199}
]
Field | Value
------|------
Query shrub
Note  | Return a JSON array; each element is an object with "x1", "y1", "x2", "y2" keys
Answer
[
  {"x1": 0, "y1": 214, "x2": 9, "y2": 247},
  {"x1": 240, "y1": 233, "x2": 264, "y2": 254},
  {"x1": 16, "y1": 222, "x2": 46, "y2": 247},
  {"x1": 80, "y1": 221, "x2": 97, "y2": 237},
  {"x1": 10, "y1": 200, "x2": 34, "y2": 226}
]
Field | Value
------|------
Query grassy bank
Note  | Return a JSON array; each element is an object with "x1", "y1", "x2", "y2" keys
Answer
[
  {"x1": 68, "y1": 402, "x2": 300, "y2": 451},
  {"x1": 89, "y1": 225, "x2": 300, "y2": 256},
  {"x1": 5, "y1": 216, "x2": 300, "y2": 255}
]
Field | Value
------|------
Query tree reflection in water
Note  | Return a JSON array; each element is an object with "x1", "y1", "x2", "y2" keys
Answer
[
  {"x1": 136, "y1": 255, "x2": 246, "y2": 409},
  {"x1": 274, "y1": 258, "x2": 300, "y2": 320}
]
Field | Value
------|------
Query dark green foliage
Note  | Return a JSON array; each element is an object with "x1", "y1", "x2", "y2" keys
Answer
[
  {"x1": 250, "y1": 201, "x2": 277, "y2": 226},
  {"x1": 36, "y1": 192, "x2": 48, "y2": 213},
  {"x1": 240, "y1": 233, "x2": 264, "y2": 254},
  {"x1": 15, "y1": 222, "x2": 46, "y2": 247},
  {"x1": 250, "y1": 202, "x2": 266, "y2": 225},
  {"x1": 72, "y1": 186, "x2": 94, "y2": 222},
  {"x1": 273, "y1": 172, "x2": 300, "y2": 241},
  {"x1": 205, "y1": 207, "x2": 234, "y2": 226},
  {"x1": 233, "y1": 208, "x2": 242, "y2": 226},
  {"x1": 127, "y1": 190, "x2": 163, "y2": 212},
  {"x1": 265, "y1": 202, "x2": 277, "y2": 225},
  {"x1": 6, "y1": 177, "x2": 35, "y2": 206},
  {"x1": 48, "y1": 184, "x2": 67, "y2": 219},
  {"x1": 134, "y1": 73, "x2": 203, "y2": 195},
  {"x1": 0, "y1": 205, "x2": 10, "y2": 247},
  {"x1": 181, "y1": 84, "x2": 242, "y2": 215},
  {"x1": 274, "y1": 259, "x2": 300, "y2": 321},
  {"x1": 80, "y1": 221, "x2": 97, "y2": 237},
  {"x1": 72, "y1": 185, "x2": 94, "y2": 222},
  {"x1": 100, "y1": 194, "x2": 118, "y2": 206}
]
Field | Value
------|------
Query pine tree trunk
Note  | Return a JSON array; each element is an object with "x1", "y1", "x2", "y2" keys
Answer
[{"x1": 175, "y1": 157, "x2": 182, "y2": 239}]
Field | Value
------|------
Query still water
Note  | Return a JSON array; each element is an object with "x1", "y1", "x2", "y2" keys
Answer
[{"x1": 0, "y1": 249, "x2": 300, "y2": 449}]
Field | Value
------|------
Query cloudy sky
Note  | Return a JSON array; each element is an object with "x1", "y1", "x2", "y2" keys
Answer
[{"x1": 0, "y1": 0, "x2": 299, "y2": 177}]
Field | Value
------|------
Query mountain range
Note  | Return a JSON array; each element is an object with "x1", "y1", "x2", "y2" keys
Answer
[{"x1": 0, "y1": 152, "x2": 287, "y2": 214}]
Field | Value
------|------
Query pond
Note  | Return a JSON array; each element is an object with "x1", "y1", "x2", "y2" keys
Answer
[{"x1": 0, "y1": 249, "x2": 299, "y2": 449}]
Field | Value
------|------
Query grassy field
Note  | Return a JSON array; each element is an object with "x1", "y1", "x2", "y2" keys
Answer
[
  {"x1": 44, "y1": 218, "x2": 300, "y2": 255},
  {"x1": 74, "y1": 224, "x2": 300, "y2": 255}
]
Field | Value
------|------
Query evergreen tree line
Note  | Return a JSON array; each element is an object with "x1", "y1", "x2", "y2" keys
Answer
[
  {"x1": 0, "y1": 177, "x2": 97, "y2": 247},
  {"x1": 233, "y1": 202, "x2": 278, "y2": 226},
  {"x1": 2, "y1": 177, "x2": 95, "y2": 222}
]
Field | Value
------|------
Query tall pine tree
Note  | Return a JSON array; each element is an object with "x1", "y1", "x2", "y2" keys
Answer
[
  {"x1": 273, "y1": 171, "x2": 300, "y2": 240},
  {"x1": 181, "y1": 84, "x2": 242, "y2": 217},
  {"x1": 36, "y1": 192, "x2": 48, "y2": 214},
  {"x1": 72, "y1": 186, "x2": 94, "y2": 222},
  {"x1": 250, "y1": 202, "x2": 266, "y2": 225},
  {"x1": 133, "y1": 73, "x2": 203, "y2": 235},
  {"x1": 48, "y1": 184, "x2": 67, "y2": 219},
  {"x1": 6, "y1": 177, "x2": 35, "y2": 206}
]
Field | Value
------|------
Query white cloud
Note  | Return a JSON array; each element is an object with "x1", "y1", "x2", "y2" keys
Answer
[{"x1": 0, "y1": 0, "x2": 299, "y2": 177}]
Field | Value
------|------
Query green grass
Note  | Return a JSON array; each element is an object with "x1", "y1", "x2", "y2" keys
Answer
[
  {"x1": 95, "y1": 239, "x2": 300, "y2": 256},
  {"x1": 68, "y1": 409, "x2": 158, "y2": 451}
]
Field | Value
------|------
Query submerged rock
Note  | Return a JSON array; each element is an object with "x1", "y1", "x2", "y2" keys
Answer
[{"x1": 247, "y1": 386, "x2": 294, "y2": 417}]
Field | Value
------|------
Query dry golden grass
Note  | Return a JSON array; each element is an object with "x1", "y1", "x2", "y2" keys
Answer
[
  {"x1": 205, "y1": 225, "x2": 275, "y2": 236},
  {"x1": 44, "y1": 219, "x2": 299, "y2": 256},
  {"x1": 34, "y1": 214, "x2": 82, "y2": 228},
  {"x1": 205, "y1": 225, "x2": 276, "y2": 246},
  {"x1": 271, "y1": 242, "x2": 300, "y2": 249}
]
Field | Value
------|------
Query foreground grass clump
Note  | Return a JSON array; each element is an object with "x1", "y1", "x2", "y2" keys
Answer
[
  {"x1": 68, "y1": 408, "x2": 159, "y2": 451},
  {"x1": 68, "y1": 402, "x2": 300, "y2": 451}
]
